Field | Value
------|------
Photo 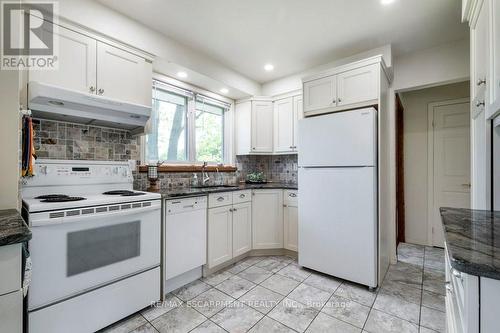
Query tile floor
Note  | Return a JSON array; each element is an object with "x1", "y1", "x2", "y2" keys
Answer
[{"x1": 100, "y1": 243, "x2": 445, "y2": 333}]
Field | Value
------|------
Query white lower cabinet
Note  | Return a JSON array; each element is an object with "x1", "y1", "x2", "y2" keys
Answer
[
  {"x1": 252, "y1": 190, "x2": 283, "y2": 249},
  {"x1": 207, "y1": 206, "x2": 233, "y2": 268},
  {"x1": 283, "y1": 190, "x2": 298, "y2": 251},
  {"x1": 232, "y1": 202, "x2": 252, "y2": 257},
  {"x1": 0, "y1": 290, "x2": 22, "y2": 333},
  {"x1": 207, "y1": 191, "x2": 252, "y2": 269}
]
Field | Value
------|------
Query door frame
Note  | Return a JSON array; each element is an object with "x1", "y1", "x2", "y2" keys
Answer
[
  {"x1": 426, "y1": 98, "x2": 470, "y2": 246},
  {"x1": 395, "y1": 94, "x2": 405, "y2": 246}
]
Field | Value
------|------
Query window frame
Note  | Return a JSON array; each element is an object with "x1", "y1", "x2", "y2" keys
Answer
[{"x1": 142, "y1": 77, "x2": 234, "y2": 165}]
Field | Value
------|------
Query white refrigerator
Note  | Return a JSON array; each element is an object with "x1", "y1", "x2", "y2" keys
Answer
[{"x1": 298, "y1": 108, "x2": 378, "y2": 288}]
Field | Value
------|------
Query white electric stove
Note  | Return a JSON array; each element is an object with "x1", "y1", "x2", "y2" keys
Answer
[{"x1": 22, "y1": 159, "x2": 162, "y2": 333}]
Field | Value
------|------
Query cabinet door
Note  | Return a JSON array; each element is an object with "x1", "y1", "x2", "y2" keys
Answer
[
  {"x1": 472, "y1": 0, "x2": 489, "y2": 99},
  {"x1": 29, "y1": 25, "x2": 97, "y2": 94},
  {"x1": 0, "y1": 290, "x2": 22, "y2": 333},
  {"x1": 337, "y1": 64, "x2": 379, "y2": 107},
  {"x1": 251, "y1": 101, "x2": 274, "y2": 153},
  {"x1": 273, "y1": 97, "x2": 294, "y2": 153},
  {"x1": 293, "y1": 95, "x2": 303, "y2": 151},
  {"x1": 96, "y1": 42, "x2": 152, "y2": 106},
  {"x1": 232, "y1": 202, "x2": 252, "y2": 257},
  {"x1": 284, "y1": 205, "x2": 298, "y2": 251},
  {"x1": 490, "y1": 0, "x2": 500, "y2": 110},
  {"x1": 208, "y1": 206, "x2": 233, "y2": 268},
  {"x1": 303, "y1": 76, "x2": 337, "y2": 113},
  {"x1": 252, "y1": 190, "x2": 283, "y2": 249}
]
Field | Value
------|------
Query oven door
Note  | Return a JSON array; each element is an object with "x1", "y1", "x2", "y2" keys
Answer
[{"x1": 28, "y1": 201, "x2": 161, "y2": 310}]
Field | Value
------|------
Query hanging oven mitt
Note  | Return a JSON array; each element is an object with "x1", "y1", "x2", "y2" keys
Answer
[{"x1": 21, "y1": 116, "x2": 36, "y2": 177}]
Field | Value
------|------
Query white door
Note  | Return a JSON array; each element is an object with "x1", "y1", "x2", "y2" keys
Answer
[
  {"x1": 252, "y1": 190, "x2": 283, "y2": 249},
  {"x1": 284, "y1": 204, "x2": 298, "y2": 251},
  {"x1": 96, "y1": 42, "x2": 152, "y2": 106},
  {"x1": 232, "y1": 202, "x2": 252, "y2": 257},
  {"x1": 251, "y1": 101, "x2": 274, "y2": 153},
  {"x1": 337, "y1": 64, "x2": 379, "y2": 107},
  {"x1": 303, "y1": 76, "x2": 337, "y2": 113},
  {"x1": 274, "y1": 97, "x2": 294, "y2": 153},
  {"x1": 431, "y1": 100, "x2": 471, "y2": 247},
  {"x1": 29, "y1": 25, "x2": 97, "y2": 94},
  {"x1": 293, "y1": 95, "x2": 303, "y2": 151},
  {"x1": 207, "y1": 206, "x2": 233, "y2": 268},
  {"x1": 298, "y1": 108, "x2": 377, "y2": 167}
]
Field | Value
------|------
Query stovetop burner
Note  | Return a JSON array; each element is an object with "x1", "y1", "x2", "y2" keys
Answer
[
  {"x1": 35, "y1": 194, "x2": 69, "y2": 200},
  {"x1": 40, "y1": 196, "x2": 86, "y2": 203},
  {"x1": 103, "y1": 190, "x2": 146, "y2": 197}
]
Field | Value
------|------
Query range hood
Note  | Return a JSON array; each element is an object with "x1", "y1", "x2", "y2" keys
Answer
[{"x1": 28, "y1": 81, "x2": 151, "y2": 134}]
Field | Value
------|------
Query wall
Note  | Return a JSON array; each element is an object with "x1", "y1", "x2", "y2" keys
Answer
[
  {"x1": 33, "y1": 119, "x2": 141, "y2": 161},
  {"x1": 0, "y1": 69, "x2": 21, "y2": 210},
  {"x1": 261, "y1": 45, "x2": 392, "y2": 96},
  {"x1": 401, "y1": 81, "x2": 469, "y2": 246}
]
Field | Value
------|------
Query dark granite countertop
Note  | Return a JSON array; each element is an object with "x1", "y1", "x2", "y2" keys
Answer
[
  {"x1": 153, "y1": 182, "x2": 298, "y2": 199},
  {"x1": 440, "y1": 207, "x2": 500, "y2": 279},
  {"x1": 0, "y1": 209, "x2": 32, "y2": 246}
]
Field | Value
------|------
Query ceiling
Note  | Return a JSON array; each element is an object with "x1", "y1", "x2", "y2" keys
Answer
[{"x1": 97, "y1": 0, "x2": 467, "y2": 84}]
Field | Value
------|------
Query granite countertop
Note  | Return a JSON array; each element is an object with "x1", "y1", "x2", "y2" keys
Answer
[
  {"x1": 440, "y1": 207, "x2": 500, "y2": 280},
  {"x1": 155, "y1": 182, "x2": 298, "y2": 199},
  {"x1": 0, "y1": 209, "x2": 32, "y2": 246}
]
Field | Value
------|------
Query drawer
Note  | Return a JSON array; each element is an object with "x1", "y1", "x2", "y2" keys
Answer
[
  {"x1": 284, "y1": 190, "x2": 298, "y2": 206},
  {"x1": 208, "y1": 192, "x2": 232, "y2": 208},
  {"x1": 166, "y1": 196, "x2": 207, "y2": 214},
  {"x1": 232, "y1": 190, "x2": 252, "y2": 204},
  {"x1": 0, "y1": 243, "x2": 22, "y2": 296}
]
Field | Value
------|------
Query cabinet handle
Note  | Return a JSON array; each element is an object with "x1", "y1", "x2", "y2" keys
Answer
[
  {"x1": 229, "y1": 208, "x2": 233, "y2": 212},
  {"x1": 252, "y1": 147, "x2": 256, "y2": 150},
  {"x1": 476, "y1": 78, "x2": 486, "y2": 86},
  {"x1": 338, "y1": 98, "x2": 342, "y2": 103},
  {"x1": 445, "y1": 281, "x2": 453, "y2": 294},
  {"x1": 217, "y1": 197, "x2": 224, "y2": 201},
  {"x1": 451, "y1": 268, "x2": 463, "y2": 281},
  {"x1": 283, "y1": 204, "x2": 287, "y2": 207},
  {"x1": 233, "y1": 208, "x2": 237, "y2": 212},
  {"x1": 476, "y1": 101, "x2": 485, "y2": 108},
  {"x1": 239, "y1": 194, "x2": 245, "y2": 198},
  {"x1": 98, "y1": 88, "x2": 104, "y2": 95},
  {"x1": 289, "y1": 193, "x2": 297, "y2": 197},
  {"x1": 89, "y1": 86, "x2": 96, "y2": 93}
]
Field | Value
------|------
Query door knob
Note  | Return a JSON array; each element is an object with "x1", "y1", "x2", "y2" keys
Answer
[{"x1": 476, "y1": 78, "x2": 486, "y2": 86}]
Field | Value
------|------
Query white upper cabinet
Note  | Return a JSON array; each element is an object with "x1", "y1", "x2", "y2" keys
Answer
[
  {"x1": 235, "y1": 98, "x2": 273, "y2": 154},
  {"x1": 303, "y1": 76, "x2": 337, "y2": 113},
  {"x1": 471, "y1": 0, "x2": 489, "y2": 100},
  {"x1": 489, "y1": 0, "x2": 500, "y2": 114},
  {"x1": 96, "y1": 42, "x2": 152, "y2": 106},
  {"x1": 337, "y1": 64, "x2": 379, "y2": 107},
  {"x1": 293, "y1": 95, "x2": 303, "y2": 150},
  {"x1": 29, "y1": 21, "x2": 152, "y2": 108},
  {"x1": 252, "y1": 190, "x2": 283, "y2": 249},
  {"x1": 29, "y1": 25, "x2": 97, "y2": 94},
  {"x1": 273, "y1": 97, "x2": 294, "y2": 153},
  {"x1": 302, "y1": 59, "x2": 384, "y2": 116}
]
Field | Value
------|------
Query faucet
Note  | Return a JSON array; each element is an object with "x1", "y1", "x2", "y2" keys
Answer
[{"x1": 201, "y1": 162, "x2": 210, "y2": 185}]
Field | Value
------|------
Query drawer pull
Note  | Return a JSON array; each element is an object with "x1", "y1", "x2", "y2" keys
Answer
[
  {"x1": 451, "y1": 268, "x2": 463, "y2": 281},
  {"x1": 445, "y1": 281, "x2": 453, "y2": 294},
  {"x1": 217, "y1": 197, "x2": 225, "y2": 201},
  {"x1": 289, "y1": 193, "x2": 297, "y2": 197},
  {"x1": 239, "y1": 194, "x2": 246, "y2": 198}
]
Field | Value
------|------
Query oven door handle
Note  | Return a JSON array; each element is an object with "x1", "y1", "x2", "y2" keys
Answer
[{"x1": 31, "y1": 202, "x2": 161, "y2": 227}]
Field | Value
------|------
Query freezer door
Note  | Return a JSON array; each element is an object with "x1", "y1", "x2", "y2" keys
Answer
[
  {"x1": 298, "y1": 108, "x2": 377, "y2": 167},
  {"x1": 298, "y1": 166, "x2": 377, "y2": 288}
]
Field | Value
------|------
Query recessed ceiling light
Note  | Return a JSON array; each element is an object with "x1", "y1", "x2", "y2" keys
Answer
[
  {"x1": 220, "y1": 88, "x2": 229, "y2": 94},
  {"x1": 177, "y1": 71, "x2": 187, "y2": 78},
  {"x1": 381, "y1": 0, "x2": 395, "y2": 5},
  {"x1": 264, "y1": 64, "x2": 274, "y2": 71}
]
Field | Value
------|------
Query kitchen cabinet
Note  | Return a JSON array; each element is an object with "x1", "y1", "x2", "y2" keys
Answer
[
  {"x1": 303, "y1": 76, "x2": 337, "y2": 114},
  {"x1": 302, "y1": 60, "x2": 382, "y2": 116},
  {"x1": 207, "y1": 206, "x2": 233, "y2": 268},
  {"x1": 0, "y1": 244, "x2": 23, "y2": 333},
  {"x1": 283, "y1": 190, "x2": 298, "y2": 251},
  {"x1": 488, "y1": 0, "x2": 500, "y2": 114},
  {"x1": 29, "y1": 25, "x2": 97, "y2": 94},
  {"x1": 207, "y1": 191, "x2": 252, "y2": 268},
  {"x1": 96, "y1": 42, "x2": 153, "y2": 106},
  {"x1": 29, "y1": 21, "x2": 152, "y2": 107},
  {"x1": 337, "y1": 64, "x2": 378, "y2": 107},
  {"x1": 273, "y1": 95, "x2": 303, "y2": 153},
  {"x1": 232, "y1": 202, "x2": 252, "y2": 257},
  {"x1": 235, "y1": 98, "x2": 274, "y2": 154},
  {"x1": 0, "y1": 290, "x2": 22, "y2": 333},
  {"x1": 252, "y1": 189, "x2": 283, "y2": 249}
]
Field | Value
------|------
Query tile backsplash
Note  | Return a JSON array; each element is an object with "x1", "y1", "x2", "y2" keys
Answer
[
  {"x1": 33, "y1": 118, "x2": 140, "y2": 161},
  {"x1": 235, "y1": 154, "x2": 298, "y2": 184}
]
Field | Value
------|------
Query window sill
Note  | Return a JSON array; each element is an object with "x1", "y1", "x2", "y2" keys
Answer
[{"x1": 138, "y1": 164, "x2": 237, "y2": 173}]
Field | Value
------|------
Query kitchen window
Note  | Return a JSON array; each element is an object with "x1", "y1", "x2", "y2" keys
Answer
[{"x1": 145, "y1": 81, "x2": 230, "y2": 164}]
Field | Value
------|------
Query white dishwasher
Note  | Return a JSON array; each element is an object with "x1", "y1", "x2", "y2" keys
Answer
[{"x1": 165, "y1": 196, "x2": 207, "y2": 288}]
